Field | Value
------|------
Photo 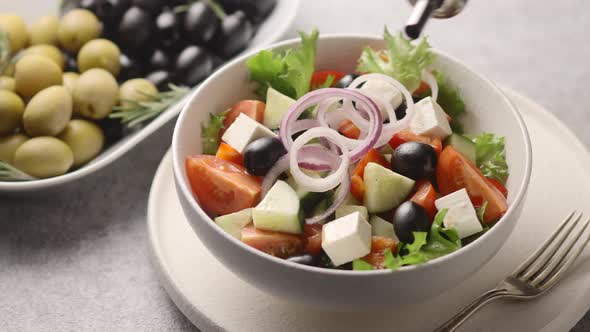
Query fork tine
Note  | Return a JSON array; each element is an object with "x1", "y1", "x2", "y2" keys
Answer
[
  {"x1": 530, "y1": 217, "x2": 590, "y2": 287},
  {"x1": 520, "y1": 212, "x2": 583, "y2": 280},
  {"x1": 511, "y1": 211, "x2": 576, "y2": 277},
  {"x1": 539, "y1": 221, "x2": 590, "y2": 291}
]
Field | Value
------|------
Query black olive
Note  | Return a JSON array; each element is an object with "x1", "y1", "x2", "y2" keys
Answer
[
  {"x1": 243, "y1": 137, "x2": 286, "y2": 176},
  {"x1": 392, "y1": 201, "x2": 430, "y2": 243},
  {"x1": 118, "y1": 6, "x2": 154, "y2": 52},
  {"x1": 156, "y1": 10, "x2": 181, "y2": 49},
  {"x1": 391, "y1": 142, "x2": 438, "y2": 180},
  {"x1": 119, "y1": 53, "x2": 144, "y2": 81},
  {"x1": 132, "y1": 0, "x2": 165, "y2": 14},
  {"x1": 218, "y1": 0, "x2": 276, "y2": 23},
  {"x1": 174, "y1": 45, "x2": 213, "y2": 86},
  {"x1": 95, "y1": 117, "x2": 125, "y2": 146},
  {"x1": 211, "y1": 54, "x2": 225, "y2": 69},
  {"x1": 316, "y1": 250, "x2": 353, "y2": 270},
  {"x1": 211, "y1": 10, "x2": 253, "y2": 58},
  {"x1": 287, "y1": 255, "x2": 318, "y2": 266},
  {"x1": 148, "y1": 48, "x2": 174, "y2": 71},
  {"x1": 146, "y1": 70, "x2": 173, "y2": 90},
  {"x1": 182, "y1": 1, "x2": 220, "y2": 45},
  {"x1": 395, "y1": 101, "x2": 407, "y2": 120},
  {"x1": 64, "y1": 53, "x2": 78, "y2": 72},
  {"x1": 334, "y1": 73, "x2": 359, "y2": 89},
  {"x1": 80, "y1": 0, "x2": 131, "y2": 27}
]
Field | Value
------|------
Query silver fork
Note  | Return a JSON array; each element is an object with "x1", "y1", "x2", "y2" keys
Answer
[{"x1": 434, "y1": 211, "x2": 590, "y2": 332}]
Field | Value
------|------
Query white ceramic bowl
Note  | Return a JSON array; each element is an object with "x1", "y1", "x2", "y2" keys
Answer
[
  {"x1": 172, "y1": 35, "x2": 532, "y2": 311},
  {"x1": 0, "y1": 0, "x2": 300, "y2": 195}
]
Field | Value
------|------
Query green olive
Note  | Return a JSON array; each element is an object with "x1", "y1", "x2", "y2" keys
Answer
[
  {"x1": 58, "y1": 119, "x2": 104, "y2": 167},
  {"x1": 0, "y1": 133, "x2": 27, "y2": 164},
  {"x1": 13, "y1": 136, "x2": 73, "y2": 178},
  {"x1": 78, "y1": 38, "x2": 121, "y2": 76},
  {"x1": 119, "y1": 78, "x2": 158, "y2": 109},
  {"x1": 73, "y1": 68, "x2": 118, "y2": 120},
  {"x1": 0, "y1": 76, "x2": 15, "y2": 92},
  {"x1": 0, "y1": 14, "x2": 29, "y2": 53},
  {"x1": 23, "y1": 86, "x2": 72, "y2": 137},
  {"x1": 23, "y1": 44, "x2": 65, "y2": 70},
  {"x1": 57, "y1": 9, "x2": 101, "y2": 53},
  {"x1": 0, "y1": 90, "x2": 25, "y2": 135},
  {"x1": 62, "y1": 72, "x2": 79, "y2": 96},
  {"x1": 28, "y1": 15, "x2": 59, "y2": 46},
  {"x1": 14, "y1": 54, "x2": 63, "y2": 99}
]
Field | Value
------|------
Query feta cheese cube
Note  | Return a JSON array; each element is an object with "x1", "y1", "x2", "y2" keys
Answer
[
  {"x1": 409, "y1": 97, "x2": 452, "y2": 139},
  {"x1": 435, "y1": 189, "x2": 483, "y2": 239},
  {"x1": 321, "y1": 211, "x2": 372, "y2": 266},
  {"x1": 221, "y1": 113, "x2": 277, "y2": 153},
  {"x1": 360, "y1": 79, "x2": 403, "y2": 120}
]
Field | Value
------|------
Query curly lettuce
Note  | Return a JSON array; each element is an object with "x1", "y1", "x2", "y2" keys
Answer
[
  {"x1": 201, "y1": 112, "x2": 226, "y2": 155},
  {"x1": 473, "y1": 133, "x2": 509, "y2": 184},
  {"x1": 384, "y1": 209, "x2": 462, "y2": 270},
  {"x1": 246, "y1": 29, "x2": 319, "y2": 99},
  {"x1": 357, "y1": 28, "x2": 434, "y2": 92}
]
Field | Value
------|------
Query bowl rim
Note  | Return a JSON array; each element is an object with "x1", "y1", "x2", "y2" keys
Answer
[
  {"x1": 0, "y1": 0, "x2": 301, "y2": 193},
  {"x1": 172, "y1": 33, "x2": 533, "y2": 276}
]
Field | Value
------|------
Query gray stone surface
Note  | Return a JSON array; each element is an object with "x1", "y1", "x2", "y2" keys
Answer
[{"x1": 1, "y1": 0, "x2": 589, "y2": 331}]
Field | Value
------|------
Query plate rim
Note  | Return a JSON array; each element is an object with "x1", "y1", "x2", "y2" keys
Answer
[{"x1": 147, "y1": 87, "x2": 590, "y2": 331}]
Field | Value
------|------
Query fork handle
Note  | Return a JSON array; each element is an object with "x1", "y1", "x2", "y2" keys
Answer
[{"x1": 433, "y1": 288, "x2": 508, "y2": 332}]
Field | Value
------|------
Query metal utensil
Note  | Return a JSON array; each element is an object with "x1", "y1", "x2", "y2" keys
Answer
[
  {"x1": 435, "y1": 211, "x2": 590, "y2": 332},
  {"x1": 405, "y1": 0, "x2": 468, "y2": 39}
]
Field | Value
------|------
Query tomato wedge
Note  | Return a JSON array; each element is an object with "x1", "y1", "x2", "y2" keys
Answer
[
  {"x1": 310, "y1": 70, "x2": 346, "y2": 89},
  {"x1": 352, "y1": 148, "x2": 390, "y2": 178},
  {"x1": 362, "y1": 236, "x2": 398, "y2": 269},
  {"x1": 350, "y1": 174, "x2": 365, "y2": 202},
  {"x1": 215, "y1": 142, "x2": 243, "y2": 166},
  {"x1": 303, "y1": 224, "x2": 322, "y2": 255},
  {"x1": 410, "y1": 180, "x2": 438, "y2": 221},
  {"x1": 338, "y1": 119, "x2": 361, "y2": 139},
  {"x1": 487, "y1": 178, "x2": 508, "y2": 198},
  {"x1": 437, "y1": 146, "x2": 508, "y2": 223},
  {"x1": 222, "y1": 100, "x2": 265, "y2": 134},
  {"x1": 241, "y1": 225, "x2": 304, "y2": 258},
  {"x1": 413, "y1": 81, "x2": 430, "y2": 95},
  {"x1": 388, "y1": 130, "x2": 442, "y2": 155},
  {"x1": 185, "y1": 155, "x2": 262, "y2": 216}
]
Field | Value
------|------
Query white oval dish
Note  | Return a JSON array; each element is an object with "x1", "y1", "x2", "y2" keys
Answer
[
  {"x1": 171, "y1": 35, "x2": 532, "y2": 310},
  {"x1": 0, "y1": 0, "x2": 300, "y2": 195}
]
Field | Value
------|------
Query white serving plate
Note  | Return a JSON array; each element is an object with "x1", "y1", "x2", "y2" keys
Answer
[
  {"x1": 0, "y1": 0, "x2": 300, "y2": 194},
  {"x1": 148, "y1": 88, "x2": 590, "y2": 331}
]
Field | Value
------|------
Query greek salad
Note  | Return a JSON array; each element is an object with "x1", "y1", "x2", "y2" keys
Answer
[{"x1": 185, "y1": 29, "x2": 510, "y2": 271}]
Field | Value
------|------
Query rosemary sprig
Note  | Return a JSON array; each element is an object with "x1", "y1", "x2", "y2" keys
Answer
[
  {"x1": 109, "y1": 84, "x2": 190, "y2": 128},
  {"x1": 0, "y1": 161, "x2": 37, "y2": 182}
]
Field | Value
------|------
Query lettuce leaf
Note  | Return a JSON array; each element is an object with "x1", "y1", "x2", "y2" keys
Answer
[
  {"x1": 357, "y1": 28, "x2": 434, "y2": 92},
  {"x1": 246, "y1": 29, "x2": 319, "y2": 99},
  {"x1": 201, "y1": 112, "x2": 226, "y2": 155},
  {"x1": 384, "y1": 209, "x2": 462, "y2": 270},
  {"x1": 473, "y1": 133, "x2": 509, "y2": 184},
  {"x1": 352, "y1": 259, "x2": 374, "y2": 271}
]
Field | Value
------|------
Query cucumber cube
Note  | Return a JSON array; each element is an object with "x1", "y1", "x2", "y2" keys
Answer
[
  {"x1": 263, "y1": 87, "x2": 296, "y2": 129},
  {"x1": 253, "y1": 180, "x2": 302, "y2": 234},
  {"x1": 214, "y1": 208, "x2": 252, "y2": 239},
  {"x1": 363, "y1": 162, "x2": 415, "y2": 213},
  {"x1": 369, "y1": 215, "x2": 399, "y2": 242},
  {"x1": 335, "y1": 205, "x2": 369, "y2": 221}
]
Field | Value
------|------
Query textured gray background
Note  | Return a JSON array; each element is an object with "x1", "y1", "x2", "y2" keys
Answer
[{"x1": 1, "y1": 0, "x2": 590, "y2": 331}]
